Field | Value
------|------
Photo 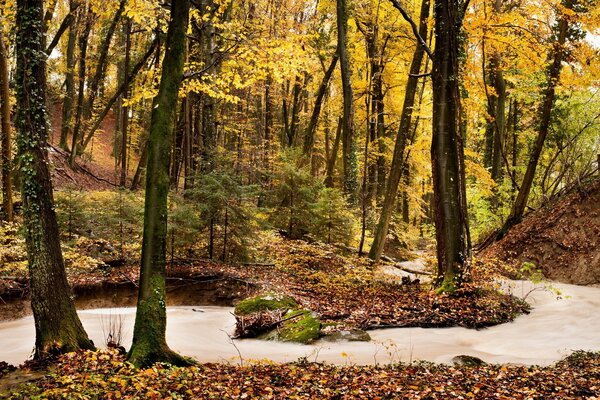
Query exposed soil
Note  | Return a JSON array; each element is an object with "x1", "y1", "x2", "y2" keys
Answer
[
  {"x1": 0, "y1": 272, "x2": 257, "y2": 322},
  {"x1": 47, "y1": 102, "x2": 139, "y2": 191},
  {"x1": 482, "y1": 178, "x2": 600, "y2": 285}
]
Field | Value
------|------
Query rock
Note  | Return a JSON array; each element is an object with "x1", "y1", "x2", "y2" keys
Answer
[
  {"x1": 452, "y1": 355, "x2": 486, "y2": 366},
  {"x1": 260, "y1": 310, "x2": 321, "y2": 344},
  {"x1": 322, "y1": 329, "x2": 371, "y2": 342},
  {"x1": 234, "y1": 293, "x2": 298, "y2": 316}
]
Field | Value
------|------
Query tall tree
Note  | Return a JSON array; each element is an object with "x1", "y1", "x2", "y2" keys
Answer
[
  {"x1": 69, "y1": 7, "x2": 93, "y2": 166},
  {"x1": 499, "y1": 1, "x2": 571, "y2": 236},
  {"x1": 430, "y1": 0, "x2": 471, "y2": 291},
  {"x1": 482, "y1": 0, "x2": 507, "y2": 182},
  {"x1": 59, "y1": 0, "x2": 78, "y2": 150},
  {"x1": 302, "y1": 53, "x2": 338, "y2": 165},
  {"x1": 337, "y1": 0, "x2": 358, "y2": 200},
  {"x1": 120, "y1": 17, "x2": 132, "y2": 186},
  {"x1": 128, "y1": 0, "x2": 192, "y2": 368},
  {"x1": 15, "y1": 0, "x2": 94, "y2": 358},
  {"x1": 0, "y1": 30, "x2": 13, "y2": 222},
  {"x1": 369, "y1": 0, "x2": 430, "y2": 261}
]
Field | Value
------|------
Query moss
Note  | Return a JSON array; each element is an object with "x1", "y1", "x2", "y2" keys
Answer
[
  {"x1": 435, "y1": 273, "x2": 459, "y2": 294},
  {"x1": 234, "y1": 293, "x2": 298, "y2": 316},
  {"x1": 262, "y1": 310, "x2": 321, "y2": 344}
]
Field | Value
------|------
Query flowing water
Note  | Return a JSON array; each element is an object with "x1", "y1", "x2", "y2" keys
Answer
[{"x1": 1, "y1": 280, "x2": 599, "y2": 366}]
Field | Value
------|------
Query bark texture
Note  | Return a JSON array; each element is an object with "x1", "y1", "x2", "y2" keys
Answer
[{"x1": 430, "y1": 0, "x2": 471, "y2": 291}]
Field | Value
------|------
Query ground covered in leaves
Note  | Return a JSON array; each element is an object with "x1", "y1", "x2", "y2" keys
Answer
[{"x1": 4, "y1": 349, "x2": 600, "y2": 399}]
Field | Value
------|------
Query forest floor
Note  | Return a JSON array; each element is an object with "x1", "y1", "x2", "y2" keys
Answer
[
  {"x1": 3, "y1": 349, "x2": 600, "y2": 399},
  {"x1": 481, "y1": 177, "x2": 600, "y2": 285}
]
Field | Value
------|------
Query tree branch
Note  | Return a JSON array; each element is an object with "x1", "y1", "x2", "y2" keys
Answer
[{"x1": 388, "y1": 0, "x2": 434, "y2": 60}]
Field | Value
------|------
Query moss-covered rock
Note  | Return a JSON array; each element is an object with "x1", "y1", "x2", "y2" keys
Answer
[
  {"x1": 234, "y1": 293, "x2": 298, "y2": 316},
  {"x1": 261, "y1": 310, "x2": 321, "y2": 344}
]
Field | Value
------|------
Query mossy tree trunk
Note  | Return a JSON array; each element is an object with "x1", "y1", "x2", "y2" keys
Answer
[
  {"x1": 15, "y1": 0, "x2": 94, "y2": 358},
  {"x1": 430, "y1": 0, "x2": 471, "y2": 291},
  {"x1": 127, "y1": 0, "x2": 192, "y2": 368}
]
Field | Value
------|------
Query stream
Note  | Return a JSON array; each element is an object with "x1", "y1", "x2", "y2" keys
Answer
[{"x1": 1, "y1": 280, "x2": 599, "y2": 366}]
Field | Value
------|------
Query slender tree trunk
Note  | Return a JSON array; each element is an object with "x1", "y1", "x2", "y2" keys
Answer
[
  {"x1": 170, "y1": 102, "x2": 186, "y2": 188},
  {"x1": 490, "y1": 54, "x2": 506, "y2": 182},
  {"x1": 369, "y1": 0, "x2": 430, "y2": 261},
  {"x1": 81, "y1": 39, "x2": 158, "y2": 151},
  {"x1": 264, "y1": 74, "x2": 273, "y2": 175},
  {"x1": 128, "y1": 0, "x2": 192, "y2": 368},
  {"x1": 430, "y1": 0, "x2": 471, "y2": 291},
  {"x1": 59, "y1": 0, "x2": 78, "y2": 150},
  {"x1": 131, "y1": 140, "x2": 148, "y2": 190},
  {"x1": 402, "y1": 165, "x2": 410, "y2": 223},
  {"x1": 15, "y1": 0, "x2": 94, "y2": 358},
  {"x1": 324, "y1": 116, "x2": 343, "y2": 188},
  {"x1": 500, "y1": 14, "x2": 569, "y2": 237},
  {"x1": 69, "y1": 9, "x2": 92, "y2": 166},
  {"x1": 337, "y1": 0, "x2": 357, "y2": 200},
  {"x1": 0, "y1": 31, "x2": 13, "y2": 222},
  {"x1": 302, "y1": 54, "x2": 338, "y2": 164},
  {"x1": 84, "y1": 0, "x2": 125, "y2": 121},
  {"x1": 120, "y1": 18, "x2": 132, "y2": 186},
  {"x1": 288, "y1": 74, "x2": 303, "y2": 146}
]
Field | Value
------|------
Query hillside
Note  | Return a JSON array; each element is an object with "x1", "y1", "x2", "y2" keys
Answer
[{"x1": 482, "y1": 178, "x2": 600, "y2": 285}]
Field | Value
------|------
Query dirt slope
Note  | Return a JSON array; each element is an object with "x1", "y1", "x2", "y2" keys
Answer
[
  {"x1": 482, "y1": 178, "x2": 600, "y2": 285},
  {"x1": 46, "y1": 102, "x2": 137, "y2": 190}
]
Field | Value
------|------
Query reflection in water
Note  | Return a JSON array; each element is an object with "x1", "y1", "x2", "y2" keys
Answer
[{"x1": 1, "y1": 281, "x2": 599, "y2": 366}]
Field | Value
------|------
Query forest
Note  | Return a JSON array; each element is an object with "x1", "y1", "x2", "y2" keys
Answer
[{"x1": 0, "y1": 0, "x2": 599, "y2": 397}]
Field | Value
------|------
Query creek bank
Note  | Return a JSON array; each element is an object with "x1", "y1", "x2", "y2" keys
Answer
[{"x1": 0, "y1": 273, "x2": 256, "y2": 322}]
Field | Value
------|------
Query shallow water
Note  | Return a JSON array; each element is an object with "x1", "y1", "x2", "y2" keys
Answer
[{"x1": 1, "y1": 280, "x2": 599, "y2": 366}]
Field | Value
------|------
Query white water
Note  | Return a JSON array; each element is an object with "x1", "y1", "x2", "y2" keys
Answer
[{"x1": 1, "y1": 280, "x2": 599, "y2": 367}]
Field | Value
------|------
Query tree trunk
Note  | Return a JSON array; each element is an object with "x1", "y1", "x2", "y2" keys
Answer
[
  {"x1": 120, "y1": 18, "x2": 132, "y2": 187},
  {"x1": 302, "y1": 54, "x2": 338, "y2": 164},
  {"x1": 69, "y1": 9, "x2": 93, "y2": 166},
  {"x1": 337, "y1": 0, "x2": 357, "y2": 200},
  {"x1": 15, "y1": 0, "x2": 94, "y2": 358},
  {"x1": 324, "y1": 116, "x2": 343, "y2": 188},
  {"x1": 264, "y1": 74, "x2": 273, "y2": 175},
  {"x1": 369, "y1": 0, "x2": 430, "y2": 261},
  {"x1": 131, "y1": 139, "x2": 148, "y2": 191},
  {"x1": 500, "y1": 14, "x2": 569, "y2": 237},
  {"x1": 128, "y1": 0, "x2": 192, "y2": 368},
  {"x1": 430, "y1": 0, "x2": 471, "y2": 291},
  {"x1": 0, "y1": 31, "x2": 13, "y2": 222},
  {"x1": 288, "y1": 74, "x2": 303, "y2": 146},
  {"x1": 59, "y1": 0, "x2": 78, "y2": 150},
  {"x1": 81, "y1": 39, "x2": 158, "y2": 151},
  {"x1": 84, "y1": 0, "x2": 125, "y2": 122}
]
